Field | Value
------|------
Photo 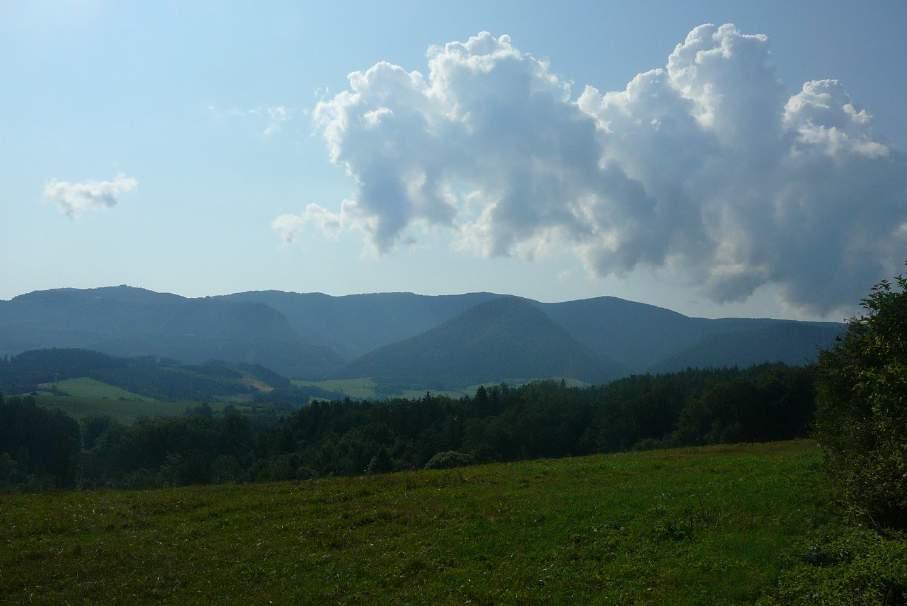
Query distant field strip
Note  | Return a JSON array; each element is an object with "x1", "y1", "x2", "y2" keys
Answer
[
  {"x1": 47, "y1": 377, "x2": 156, "y2": 401},
  {"x1": 29, "y1": 378, "x2": 255, "y2": 424},
  {"x1": 292, "y1": 377, "x2": 379, "y2": 399},
  {"x1": 0, "y1": 441, "x2": 832, "y2": 605}
]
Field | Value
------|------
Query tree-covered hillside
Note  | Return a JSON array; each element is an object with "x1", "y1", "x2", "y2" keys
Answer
[
  {"x1": 0, "y1": 286, "x2": 343, "y2": 378},
  {"x1": 0, "y1": 348, "x2": 294, "y2": 402},
  {"x1": 218, "y1": 290, "x2": 501, "y2": 358},
  {"x1": 340, "y1": 297, "x2": 619, "y2": 387},
  {"x1": 1, "y1": 286, "x2": 845, "y2": 386}
]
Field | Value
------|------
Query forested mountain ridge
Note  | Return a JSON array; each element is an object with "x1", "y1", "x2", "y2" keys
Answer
[
  {"x1": 0, "y1": 286, "x2": 343, "y2": 378},
  {"x1": 536, "y1": 297, "x2": 843, "y2": 375},
  {"x1": 651, "y1": 321, "x2": 843, "y2": 372},
  {"x1": 0, "y1": 285, "x2": 845, "y2": 385},
  {"x1": 215, "y1": 290, "x2": 501, "y2": 358},
  {"x1": 339, "y1": 297, "x2": 620, "y2": 387}
]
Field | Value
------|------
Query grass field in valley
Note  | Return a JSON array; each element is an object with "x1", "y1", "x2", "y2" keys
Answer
[
  {"x1": 29, "y1": 378, "x2": 220, "y2": 424},
  {"x1": 0, "y1": 440, "x2": 843, "y2": 605},
  {"x1": 46, "y1": 377, "x2": 157, "y2": 401}
]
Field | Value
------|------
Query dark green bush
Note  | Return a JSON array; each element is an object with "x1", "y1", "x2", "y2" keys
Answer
[
  {"x1": 0, "y1": 396, "x2": 80, "y2": 489},
  {"x1": 815, "y1": 267, "x2": 907, "y2": 530},
  {"x1": 758, "y1": 527, "x2": 907, "y2": 606}
]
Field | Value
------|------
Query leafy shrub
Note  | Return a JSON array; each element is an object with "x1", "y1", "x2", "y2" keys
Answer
[
  {"x1": 757, "y1": 527, "x2": 907, "y2": 606},
  {"x1": 815, "y1": 267, "x2": 907, "y2": 530},
  {"x1": 424, "y1": 451, "x2": 475, "y2": 470}
]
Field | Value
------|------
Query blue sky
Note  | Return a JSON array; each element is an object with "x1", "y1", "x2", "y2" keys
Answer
[{"x1": 2, "y1": 0, "x2": 906, "y2": 320}]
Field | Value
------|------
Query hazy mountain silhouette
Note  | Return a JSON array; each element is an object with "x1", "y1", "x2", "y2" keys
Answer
[
  {"x1": 537, "y1": 298, "x2": 843, "y2": 374},
  {"x1": 650, "y1": 321, "x2": 843, "y2": 373},
  {"x1": 0, "y1": 286, "x2": 343, "y2": 378},
  {"x1": 0, "y1": 285, "x2": 845, "y2": 386},
  {"x1": 340, "y1": 297, "x2": 618, "y2": 387},
  {"x1": 216, "y1": 290, "x2": 501, "y2": 357}
]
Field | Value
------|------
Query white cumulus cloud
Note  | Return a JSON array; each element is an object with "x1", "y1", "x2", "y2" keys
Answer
[
  {"x1": 43, "y1": 174, "x2": 138, "y2": 218},
  {"x1": 291, "y1": 24, "x2": 907, "y2": 313}
]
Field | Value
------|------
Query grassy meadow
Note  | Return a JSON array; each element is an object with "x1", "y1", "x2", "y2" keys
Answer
[
  {"x1": 0, "y1": 440, "x2": 848, "y2": 605},
  {"x1": 48, "y1": 377, "x2": 157, "y2": 401},
  {"x1": 29, "y1": 377, "x2": 225, "y2": 424}
]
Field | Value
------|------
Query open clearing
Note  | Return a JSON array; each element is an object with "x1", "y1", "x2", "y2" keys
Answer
[
  {"x1": 46, "y1": 377, "x2": 157, "y2": 401},
  {"x1": 33, "y1": 393, "x2": 196, "y2": 424},
  {"x1": 27, "y1": 378, "x2": 257, "y2": 424},
  {"x1": 29, "y1": 378, "x2": 212, "y2": 424},
  {"x1": 0, "y1": 440, "x2": 839, "y2": 605}
]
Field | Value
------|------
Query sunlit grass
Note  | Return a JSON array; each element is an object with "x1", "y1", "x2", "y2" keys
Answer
[{"x1": 0, "y1": 440, "x2": 834, "y2": 605}]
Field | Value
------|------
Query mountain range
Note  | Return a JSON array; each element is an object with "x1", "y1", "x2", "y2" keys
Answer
[{"x1": 0, "y1": 286, "x2": 845, "y2": 388}]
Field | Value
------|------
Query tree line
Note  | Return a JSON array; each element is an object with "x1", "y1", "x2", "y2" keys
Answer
[
  {"x1": 1, "y1": 363, "x2": 815, "y2": 491},
  {"x1": 3, "y1": 257, "x2": 903, "y2": 538}
]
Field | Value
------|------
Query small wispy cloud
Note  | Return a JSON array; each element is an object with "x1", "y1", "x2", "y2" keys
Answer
[
  {"x1": 207, "y1": 104, "x2": 303, "y2": 136},
  {"x1": 262, "y1": 105, "x2": 289, "y2": 136},
  {"x1": 313, "y1": 86, "x2": 331, "y2": 101},
  {"x1": 43, "y1": 174, "x2": 138, "y2": 218},
  {"x1": 272, "y1": 201, "x2": 355, "y2": 243}
]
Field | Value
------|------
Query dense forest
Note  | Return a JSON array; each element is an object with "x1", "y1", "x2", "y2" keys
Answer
[{"x1": 1, "y1": 363, "x2": 814, "y2": 490}]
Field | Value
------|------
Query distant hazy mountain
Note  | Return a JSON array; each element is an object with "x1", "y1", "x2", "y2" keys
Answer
[
  {"x1": 216, "y1": 290, "x2": 500, "y2": 358},
  {"x1": 538, "y1": 297, "x2": 705, "y2": 372},
  {"x1": 341, "y1": 297, "x2": 618, "y2": 387},
  {"x1": 0, "y1": 285, "x2": 846, "y2": 386},
  {"x1": 0, "y1": 286, "x2": 343, "y2": 378},
  {"x1": 650, "y1": 321, "x2": 843, "y2": 373},
  {"x1": 537, "y1": 298, "x2": 843, "y2": 374}
]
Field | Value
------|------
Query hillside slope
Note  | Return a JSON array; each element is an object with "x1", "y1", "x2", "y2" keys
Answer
[
  {"x1": 341, "y1": 297, "x2": 619, "y2": 387},
  {"x1": 651, "y1": 321, "x2": 843, "y2": 372},
  {"x1": 541, "y1": 297, "x2": 844, "y2": 373},
  {"x1": 1, "y1": 286, "x2": 845, "y2": 383},
  {"x1": 218, "y1": 290, "x2": 501, "y2": 358},
  {"x1": 540, "y1": 296, "x2": 705, "y2": 372},
  {"x1": 0, "y1": 286, "x2": 343, "y2": 378},
  {"x1": 0, "y1": 441, "x2": 843, "y2": 605}
]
